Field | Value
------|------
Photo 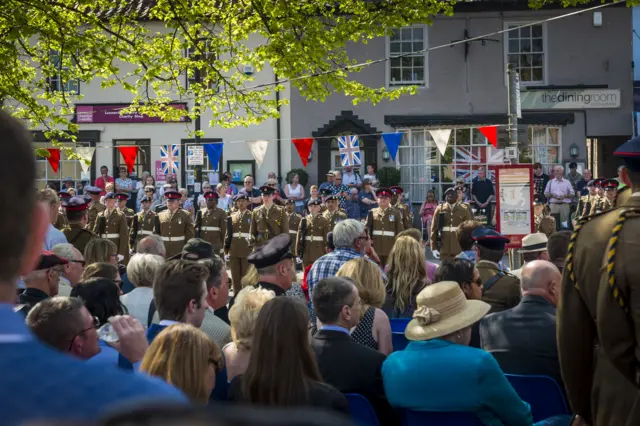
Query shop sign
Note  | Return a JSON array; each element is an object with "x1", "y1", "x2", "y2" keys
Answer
[
  {"x1": 521, "y1": 89, "x2": 620, "y2": 109},
  {"x1": 76, "y1": 103, "x2": 189, "y2": 123}
]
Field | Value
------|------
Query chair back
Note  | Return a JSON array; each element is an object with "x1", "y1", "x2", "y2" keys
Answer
[
  {"x1": 401, "y1": 409, "x2": 483, "y2": 426},
  {"x1": 345, "y1": 393, "x2": 379, "y2": 426},
  {"x1": 505, "y1": 374, "x2": 569, "y2": 422},
  {"x1": 390, "y1": 318, "x2": 411, "y2": 352}
]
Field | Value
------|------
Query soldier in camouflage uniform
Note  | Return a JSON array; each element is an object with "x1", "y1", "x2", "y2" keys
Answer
[{"x1": 61, "y1": 197, "x2": 99, "y2": 255}]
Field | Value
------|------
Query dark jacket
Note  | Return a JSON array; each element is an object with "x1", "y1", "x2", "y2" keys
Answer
[
  {"x1": 312, "y1": 329, "x2": 397, "y2": 425},
  {"x1": 479, "y1": 295, "x2": 562, "y2": 388},
  {"x1": 17, "y1": 288, "x2": 50, "y2": 316}
]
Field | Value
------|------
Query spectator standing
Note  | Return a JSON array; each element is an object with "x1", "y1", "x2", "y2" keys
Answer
[
  {"x1": 471, "y1": 168, "x2": 495, "y2": 225},
  {"x1": 363, "y1": 164, "x2": 378, "y2": 189},
  {"x1": 342, "y1": 166, "x2": 362, "y2": 189},
  {"x1": 544, "y1": 165, "x2": 574, "y2": 228},
  {"x1": 95, "y1": 165, "x2": 115, "y2": 196},
  {"x1": 222, "y1": 172, "x2": 239, "y2": 196},
  {"x1": 331, "y1": 171, "x2": 350, "y2": 210},
  {"x1": 306, "y1": 185, "x2": 321, "y2": 208},
  {"x1": 217, "y1": 183, "x2": 233, "y2": 212},
  {"x1": 120, "y1": 253, "x2": 164, "y2": 327},
  {"x1": 383, "y1": 236, "x2": 428, "y2": 319},
  {"x1": 136, "y1": 175, "x2": 157, "y2": 211},
  {"x1": 419, "y1": 190, "x2": 438, "y2": 242},
  {"x1": 17, "y1": 252, "x2": 68, "y2": 316},
  {"x1": 318, "y1": 170, "x2": 335, "y2": 192},
  {"x1": 140, "y1": 323, "x2": 223, "y2": 404},
  {"x1": 336, "y1": 259, "x2": 392, "y2": 354},
  {"x1": 81, "y1": 262, "x2": 120, "y2": 284},
  {"x1": 39, "y1": 189, "x2": 68, "y2": 250},
  {"x1": 239, "y1": 175, "x2": 262, "y2": 211},
  {"x1": 343, "y1": 188, "x2": 361, "y2": 220},
  {"x1": 284, "y1": 173, "x2": 306, "y2": 214},
  {"x1": 51, "y1": 244, "x2": 85, "y2": 297},
  {"x1": 115, "y1": 166, "x2": 134, "y2": 203},
  {"x1": 228, "y1": 297, "x2": 349, "y2": 415},
  {"x1": 480, "y1": 260, "x2": 563, "y2": 388},
  {"x1": 224, "y1": 287, "x2": 275, "y2": 381},
  {"x1": 199, "y1": 257, "x2": 232, "y2": 348},
  {"x1": 566, "y1": 162, "x2": 583, "y2": 191},
  {"x1": 533, "y1": 162, "x2": 550, "y2": 199},
  {"x1": 358, "y1": 179, "x2": 377, "y2": 220},
  {"x1": 546, "y1": 230, "x2": 571, "y2": 274},
  {"x1": 510, "y1": 233, "x2": 549, "y2": 280},
  {"x1": 575, "y1": 169, "x2": 592, "y2": 197},
  {"x1": 196, "y1": 181, "x2": 213, "y2": 209}
]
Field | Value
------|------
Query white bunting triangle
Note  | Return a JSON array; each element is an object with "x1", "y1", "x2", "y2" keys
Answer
[
  {"x1": 247, "y1": 140, "x2": 269, "y2": 168},
  {"x1": 428, "y1": 129, "x2": 452, "y2": 156},
  {"x1": 75, "y1": 147, "x2": 96, "y2": 172}
]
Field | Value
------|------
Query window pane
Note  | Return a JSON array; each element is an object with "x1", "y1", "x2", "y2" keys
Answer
[
  {"x1": 415, "y1": 69, "x2": 424, "y2": 82},
  {"x1": 36, "y1": 162, "x2": 47, "y2": 180},
  {"x1": 532, "y1": 25, "x2": 543, "y2": 37},
  {"x1": 413, "y1": 27, "x2": 424, "y2": 39},
  {"x1": 455, "y1": 129, "x2": 471, "y2": 146},
  {"x1": 472, "y1": 129, "x2": 487, "y2": 145},
  {"x1": 390, "y1": 29, "x2": 400, "y2": 41},
  {"x1": 535, "y1": 146, "x2": 559, "y2": 164},
  {"x1": 390, "y1": 57, "x2": 401, "y2": 67},
  {"x1": 532, "y1": 38, "x2": 543, "y2": 52},
  {"x1": 391, "y1": 68, "x2": 401, "y2": 82},
  {"x1": 519, "y1": 147, "x2": 533, "y2": 164},
  {"x1": 402, "y1": 69, "x2": 412, "y2": 81},
  {"x1": 521, "y1": 26, "x2": 530, "y2": 37},
  {"x1": 413, "y1": 42, "x2": 423, "y2": 51},
  {"x1": 509, "y1": 40, "x2": 519, "y2": 53},
  {"x1": 390, "y1": 43, "x2": 400, "y2": 54},
  {"x1": 509, "y1": 26, "x2": 519, "y2": 38},
  {"x1": 401, "y1": 28, "x2": 412, "y2": 40},
  {"x1": 531, "y1": 54, "x2": 543, "y2": 67},
  {"x1": 413, "y1": 56, "x2": 424, "y2": 67},
  {"x1": 402, "y1": 56, "x2": 412, "y2": 67},
  {"x1": 401, "y1": 42, "x2": 412, "y2": 53},
  {"x1": 508, "y1": 54, "x2": 520, "y2": 67},
  {"x1": 532, "y1": 127, "x2": 546, "y2": 145},
  {"x1": 548, "y1": 128, "x2": 560, "y2": 145},
  {"x1": 520, "y1": 68, "x2": 532, "y2": 82},
  {"x1": 532, "y1": 68, "x2": 543, "y2": 82},
  {"x1": 520, "y1": 39, "x2": 531, "y2": 52}
]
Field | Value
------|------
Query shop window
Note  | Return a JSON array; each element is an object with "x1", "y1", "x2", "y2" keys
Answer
[
  {"x1": 34, "y1": 142, "x2": 91, "y2": 190},
  {"x1": 113, "y1": 140, "x2": 151, "y2": 181}
]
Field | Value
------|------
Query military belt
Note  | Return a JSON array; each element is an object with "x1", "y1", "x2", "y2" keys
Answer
[
  {"x1": 372, "y1": 230, "x2": 395, "y2": 237},
  {"x1": 139, "y1": 230, "x2": 153, "y2": 235},
  {"x1": 442, "y1": 226, "x2": 458, "y2": 232},
  {"x1": 232, "y1": 232, "x2": 251, "y2": 239},
  {"x1": 101, "y1": 233, "x2": 120, "y2": 239},
  {"x1": 161, "y1": 236, "x2": 185, "y2": 242},
  {"x1": 201, "y1": 226, "x2": 221, "y2": 232},
  {"x1": 305, "y1": 236, "x2": 323, "y2": 241},
  {"x1": 288, "y1": 230, "x2": 298, "y2": 235}
]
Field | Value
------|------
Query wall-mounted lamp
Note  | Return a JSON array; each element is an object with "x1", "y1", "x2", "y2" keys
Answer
[
  {"x1": 570, "y1": 143, "x2": 579, "y2": 159},
  {"x1": 307, "y1": 150, "x2": 313, "y2": 163},
  {"x1": 382, "y1": 147, "x2": 390, "y2": 162},
  {"x1": 593, "y1": 11, "x2": 602, "y2": 27}
]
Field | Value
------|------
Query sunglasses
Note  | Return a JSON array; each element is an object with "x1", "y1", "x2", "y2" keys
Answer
[{"x1": 67, "y1": 316, "x2": 99, "y2": 351}]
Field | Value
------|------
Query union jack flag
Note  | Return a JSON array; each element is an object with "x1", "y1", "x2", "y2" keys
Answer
[
  {"x1": 160, "y1": 145, "x2": 180, "y2": 175},
  {"x1": 454, "y1": 146, "x2": 504, "y2": 183},
  {"x1": 338, "y1": 135, "x2": 361, "y2": 167}
]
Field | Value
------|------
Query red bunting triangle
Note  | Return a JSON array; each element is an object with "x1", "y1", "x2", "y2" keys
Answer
[
  {"x1": 46, "y1": 149, "x2": 61, "y2": 173},
  {"x1": 292, "y1": 138, "x2": 314, "y2": 167},
  {"x1": 118, "y1": 146, "x2": 139, "y2": 174},
  {"x1": 478, "y1": 126, "x2": 498, "y2": 148}
]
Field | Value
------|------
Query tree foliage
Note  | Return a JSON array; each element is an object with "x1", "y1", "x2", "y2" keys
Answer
[{"x1": 2, "y1": 0, "x2": 459, "y2": 144}]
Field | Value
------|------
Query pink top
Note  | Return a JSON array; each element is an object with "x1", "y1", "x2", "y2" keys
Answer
[
  {"x1": 544, "y1": 178, "x2": 573, "y2": 204},
  {"x1": 421, "y1": 201, "x2": 438, "y2": 222},
  {"x1": 95, "y1": 176, "x2": 115, "y2": 196}
]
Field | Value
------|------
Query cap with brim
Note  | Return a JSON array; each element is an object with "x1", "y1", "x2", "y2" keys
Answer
[
  {"x1": 603, "y1": 179, "x2": 618, "y2": 190},
  {"x1": 247, "y1": 234, "x2": 294, "y2": 269},
  {"x1": 284, "y1": 199, "x2": 294, "y2": 205},
  {"x1": 182, "y1": 238, "x2": 213, "y2": 260},
  {"x1": 62, "y1": 197, "x2": 91, "y2": 212},
  {"x1": 58, "y1": 191, "x2": 71, "y2": 200},
  {"x1": 141, "y1": 196, "x2": 153, "y2": 203},
  {"x1": 36, "y1": 251, "x2": 69, "y2": 270},
  {"x1": 84, "y1": 186, "x2": 102, "y2": 195},
  {"x1": 233, "y1": 194, "x2": 248, "y2": 202},
  {"x1": 204, "y1": 191, "x2": 219, "y2": 200},
  {"x1": 389, "y1": 186, "x2": 404, "y2": 195},
  {"x1": 326, "y1": 170, "x2": 335, "y2": 176},
  {"x1": 594, "y1": 178, "x2": 605, "y2": 188},
  {"x1": 259, "y1": 185, "x2": 276, "y2": 196},
  {"x1": 519, "y1": 233, "x2": 548, "y2": 253},
  {"x1": 586, "y1": 180, "x2": 595, "y2": 187},
  {"x1": 533, "y1": 194, "x2": 546, "y2": 205},
  {"x1": 326, "y1": 195, "x2": 339, "y2": 201},
  {"x1": 320, "y1": 188, "x2": 333, "y2": 197},
  {"x1": 405, "y1": 281, "x2": 491, "y2": 341},
  {"x1": 615, "y1": 136, "x2": 640, "y2": 173},
  {"x1": 376, "y1": 188, "x2": 392, "y2": 198},
  {"x1": 144, "y1": 186, "x2": 156, "y2": 193},
  {"x1": 444, "y1": 187, "x2": 457, "y2": 197},
  {"x1": 164, "y1": 190, "x2": 181, "y2": 200},
  {"x1": 63, "y1": 176, "x2": 73, "y2": 182},
  {"x1": 308, "y1": 198, "x2": 322, "y2": 206},
  {"x1": 472, "y1": 227, "x2": 510, "y2": 251},
  {"x1": 116, "y1": 193, "x2": 128, "y2": 201},
  {"x1": 104, "y1": 192, "x2": 117, "y2": 200}
]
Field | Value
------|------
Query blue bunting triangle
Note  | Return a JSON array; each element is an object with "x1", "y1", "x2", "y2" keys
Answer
[
  {"x1": 203, "y1": 143, "x2": 223, "y2": 172},
  {"x1": 382, "y1": 133, "x2": 403, "y2": 162}
]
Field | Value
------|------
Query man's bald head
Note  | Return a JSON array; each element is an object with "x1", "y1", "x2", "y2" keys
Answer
[
  {"x1": 137, "y1": 235, "x2": 166, "y2": 258},
  {"x1": 520, "y1": 260, "x2": 562, "y2": 306}
]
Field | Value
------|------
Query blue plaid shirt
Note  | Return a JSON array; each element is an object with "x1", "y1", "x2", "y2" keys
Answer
[{"x1": 331, "y1": 184, "x2": 350, "y2": 209}]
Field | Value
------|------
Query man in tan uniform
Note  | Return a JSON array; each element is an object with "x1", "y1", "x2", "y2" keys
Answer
[
  {"x1": 84, "y1": 185, "x2": 105, "y2": 231},
  {"x1": 296, "y1": 199, "x2": 331, "y2": 268},
  {"x1": 154, "y1": 189, "x2": 194, "y2": 259},
  {"x1": 224, "y1": 194, "x2": 253, "y2": 295},
  {"x1": 588, "y1": 178, "x2": 617, "y2": 216},
  {"x1": 365, "y1": 187, "x2": 404, "y2": 266},
  {"x1": 250, "y1": 185, "x2": 288, "y2": 250},
  {"x1": 284, "y1": 199, "x2": 301, "y2": 248},
  {"x1": 195, "y1": 191, "x2": 227, "y2": 255},
  {"x1": 533, "y1": 195, "x2": 556, "y2": 237},
  {"x1": 390, "y1": 186, "x2": 413, "y2": 230},
  {"x1": 93, "y1": 192, "x2": 129, "y2": 260},
  {"x1": 322, "y1": 192, "x2": 347, "y2": 231},
  {"x1": 472, "y1": 227, "x2": 520, "y2": 314},
  {"x1": 431, "y1": 188, "x2": 474, "y2": 260},
  {"x1": 116, "y1": 193, "x2": 135, "y2": 228},
  {"x1": 574, "y1": 180, "x2": 597, "y2": 223},
  {"x1": 61, "y1": 197, "x2": 99, "y2": 255},
  {"x1": 559, "y1": 138, "x2": 640, "y2": 426},
  {"x1": 129, "y1": 196, "x2": 156, "y2": 253},
  {"x1": 55, "y1": 191, "x2": 70, "y2": 230}
]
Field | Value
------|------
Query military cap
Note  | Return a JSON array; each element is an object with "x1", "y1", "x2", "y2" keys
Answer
[
  {"x1": 164, "y1": 190, "x2": 181, "y2": 200},
  {"x1": 259, "y1": 185, "x2": 276, "y2": 196},
  {"x1": 204, "y1": 191, "x2": 219, "y2": 200},
  {"x1": 594, "y1": 178, "x2": 605, "y2": 188},
  {"x1": 58, "y1": 191, "x2": 72, "y2": 200},
  {"x1": 84, "y1": 185, "x2": 102, "y2": 195},
  {"x1": 140, "y1": 196, "x2": 153, "y2": 203},
  {"x1": 533, "y1": 194, "x2": 546, "y2": 206},
  {"x1": 36, "y1": 251, "x2": 68, "y2": 270},
  {"x1": 603, "y1": 179, "x2": 618, "y2": 191},
  {"x1": 586, "y1": 180, "x2": 595, "y2": 187},
  {"x1": 182, "y1": 238, "x2": 213, "y2": 260},
  {"x1": 308, "y1": 198, "x2": 322, "y2": 206},
  {"x1": 233, "y1": 193, "x2": 248, "y2": 202},
  {"x1": 116, "y1": 192, "x2": 128, "y2": 201},
  {"x1": 247, "y1": 234, "x2": 294, "y2": 269},
  {"x1": 320, "y1": 188, "x2": 333, "y2": 197},
  {"x1": 376, "y1": 188, "x2": 392, "y2": 198},
  {"x1": 471, "y1": 227, "x2": 510, "y2": 251},
  {"x1": 614, "y1": 136, "x2": 640, "y2": 172},
  {"x1": 104, "y1": 192, "x2": 117, "y2": 200},
  {"x1": 389, "y1": 186, "x2": 404, "y2": 195},
  {"x1": 61, "y1": 197, "x2": 91, "y2": 212},
  {"x1": 284, "y1": 198, "x2": 295, "y2": 205},
  {"x1": 444, "y1": 187, "x2": 457, "y2": 197},
  {"x1": 325, "y1": 194, "x2": 339, "y2": 201}
]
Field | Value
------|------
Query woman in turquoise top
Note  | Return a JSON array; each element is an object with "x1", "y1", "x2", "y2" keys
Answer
[{"x1": 382, "y1": 281, "x2": 533, "y2": 426}]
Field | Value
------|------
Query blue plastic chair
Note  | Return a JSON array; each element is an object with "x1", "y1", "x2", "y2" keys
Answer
[
  {"x1": 390, "y1": 318, "x2": 411, "y2": 352},
  {"x1": 401, "y1": 409, "x2": 483, "y2": 426},
  {"x1": 505, "y1": 374, "x2": 570, "y2": 422},
  {"x1": 345, "y1": 393, "x2": 380, "y2": 426}
]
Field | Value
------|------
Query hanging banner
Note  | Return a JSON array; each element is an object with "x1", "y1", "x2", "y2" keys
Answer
[
  {"x1": 75, "y1": 147, "x2": 95, "y2": 172},
  {"x1": 478, "y1": 126, "x2": 498, "y2": 148},
  {"x1": 247, "y1": 140, "x2": 269, "y2": 168},
  {"x1": 381, "y1": 133, "x2": 403, "y2": 162},
  {"x1": 46, "y1": 149, "x2": 61, "y2": 173},
  {"x1": 118, "y1": 146, "x2": 139, "y2": 174},
  {"x1": 160, "y1": 145, "x2": 180, "y2": 175},
  {"x1": 203, "y1": 143, "x2": 224, "y2": 172},
  {"x1": 292, "y1": 138, "x2": 314, "y2": 167},
  {"x1": 337, "y1": 135, "x2": 361, "y2": 167},
  {"x1": 155, "y1": 160, "x2": 166, "y2": 183},
  {"x1": 428, "y1": 129, "x2": 452, "y2": 156}
]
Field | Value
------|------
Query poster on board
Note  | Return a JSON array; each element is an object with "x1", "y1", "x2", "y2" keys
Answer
[
  {"x1": 494, "y1": 165, "x2": 535, "y2": 248},
  {"x1": 155, "y1": 160, "x2": 166, "y2": 183}
]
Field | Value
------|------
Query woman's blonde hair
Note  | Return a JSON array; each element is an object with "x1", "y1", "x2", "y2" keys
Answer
[
  {"x1": 66, "y1": 188, "x2": 76, "y2": 197},
  {"x1": 386, "y1": 236, "x2": 428, "y2": 313},
  {"x1": 84, "y1": 238, "x2": 117, "y2": 266},
  {"x1": 229, "y1": 287, "x2": 275, "y2": 351},
  {"x1": 140, "y1": 324, "x2": 223, "y2": 404},
  {"x1": 240, "y1": 265, "x2": 260, "y2": 288},
  {"x1": 336, "y1": 258, "x2": 385, "y2": 309}
]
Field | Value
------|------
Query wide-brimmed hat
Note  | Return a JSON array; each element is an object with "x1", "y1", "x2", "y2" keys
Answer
[
  {"x1": 405, "y1": 281, "x2": 490, "y2": 341},
  {"x1": 519, "y1": 233, "x2": 548, "y2": 253}
]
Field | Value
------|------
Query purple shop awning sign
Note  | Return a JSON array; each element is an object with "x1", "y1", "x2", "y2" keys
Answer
[{"x1": 75, "y1": 103, "x2": 189, "y2": 124}]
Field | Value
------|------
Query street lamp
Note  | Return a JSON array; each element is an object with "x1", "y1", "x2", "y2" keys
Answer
[
  {"x1": 569, "y1": 143, "x2": 579, "y2": 159},
  {"x1": 382, "y1": 147, "x2": 390, "y2": 162}
]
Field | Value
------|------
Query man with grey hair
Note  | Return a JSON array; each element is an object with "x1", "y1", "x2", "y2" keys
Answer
[
  {"x1": 544, "y1": 165, "x2": 574, "y2": 228},
  {"x1": 199, "y1": 256, "x2": 232, "y2": 346},
  {"x1": 480, "y1": 260, "x2": 562, "y2": 387},
  {"x1": 137, "y1": 235, "x2": 166, "y2": 258},
  {"x1": 51, "y1": 243, "x2": 84, "y2": 297}
]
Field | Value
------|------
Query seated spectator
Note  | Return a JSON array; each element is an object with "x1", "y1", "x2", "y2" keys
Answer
[
  {"x1": 71, "y1": 278, "x2": 127, "y2": 366},
  {"x1": 311, "y1": 277, "x2": 395, "y2": 424},
  {"x1": 480, "y1": 260, "x2": 563, "y2": 389},
  {"x1": 224, "y1": 287, "x2": 275, "y2": 381},
  {"x1": 80, "y1": 262, "x2": 121, "y2": 288},
  {"x1": 382, "y1": 282, "x2": 534, "y2": 425},
  {"x1": 120, "y1": 253, "x2": 164, "y2": 327},
  {"x1": 383, "y1": 236, "x2": 428, "y2": 319},
  {"x1": 84, "y1": 238, "x2": 119, "y2": 266},
  {"x1": 17, "y1": 252, "x2": 67, "y2": 316},
  {"x1": 396, "y1": 228, "x2": 438, "y2": 282},
  {"x1": 140, "y1": 323, "x2": 223, "y2": 404},
  {"x1": 434, "y1": 258, "x2": 483, "y2": 348},
  {"x1": 51, "y1": 243, "x2": 85, "y2": 297},
  {"x1": 511, "y1": 233, "x2": 549, "y2": 280},
  {"x1": 199, "y1": 257, "x2": 232, "y2": 348},
  {"x1": 547, "y1": 231, "x2": 572, "y2": 273},
  {"x1": 228, "y1": 297, "x2": 348, "y2": 414},
  {"x1": 336, "y1": 258, "x2": 392, "y2": 354}
]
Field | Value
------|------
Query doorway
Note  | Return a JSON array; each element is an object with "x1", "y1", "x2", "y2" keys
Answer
[{"x1": 590, "y1": 136, "x2": 630, "y2": 178}]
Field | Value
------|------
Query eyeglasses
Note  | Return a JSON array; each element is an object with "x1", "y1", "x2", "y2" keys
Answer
[
  {"x1": 68, "y1": 316, "x2": 99, "y2": 351},
  {"x1": 356, "y1": 234, "x2": 370, "y2": 242},
  {"x1": 70, "y1": 260, "x2": 85, "y2": 266},
  {"x1": 349, "y1": 297, "x2": 364, "y2": 309}
]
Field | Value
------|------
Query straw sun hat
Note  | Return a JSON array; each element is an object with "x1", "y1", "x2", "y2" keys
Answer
[{"x1": 405, "y1": 281, "x2": 491, "y2": 341}]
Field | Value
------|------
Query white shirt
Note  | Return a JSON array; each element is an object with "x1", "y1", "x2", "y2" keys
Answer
[
  {"x1": 58, "y1": 276, "x2": 72, "y2": 297},
  {"x1": 159, "y1": 320, "x2": 181, "y2": 327},
  {"x1": 120, "y1": 287, "x2": 154, "y2": 327},
  {"x1": 342, "y1": 172, "x2": 362, "y2": 186}
]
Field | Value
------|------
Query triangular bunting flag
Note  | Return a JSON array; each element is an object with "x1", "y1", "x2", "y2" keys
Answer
[
  {"x1": 247, "y1": 140, "x2": 269, "y2": 168},
  {"x1": 118, "y1": 146, "x2": 139, "y2": 174},
  {"x1": 292, "y1": 138, "x2": 314, "y2": 167},
  {"x1": 75, "y1": 147, "x2": 95, "y2": 173},
  {"x1": 478, "y1": 126, "x2": 498, "y2": 148},
  {"x1": 203, "y1": 143, "x2": 224, "y2": 172},
  {"x1": 428, "y1": 129, "x2": 452, "y2": 156},
  {"x1": 381, "y1": 133, "x2": 403, "y2": 162},
  {"x1": 46, "y1": 149, "x2": 61, "y2": 173}
]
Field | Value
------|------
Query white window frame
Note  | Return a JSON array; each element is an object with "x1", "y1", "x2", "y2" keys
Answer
[
  {"x1": 185, "y1": 40, "x2": 218, "y2": 90},
  {"x1": 48, "y1": 50, "x2": 80, "y2": 94},
  {"x1": 503, "y1": 21, "x2": 548, "y2": 86},
  {"x1": 386, "y1": 24, "x2": 429, "y2": 88}
]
